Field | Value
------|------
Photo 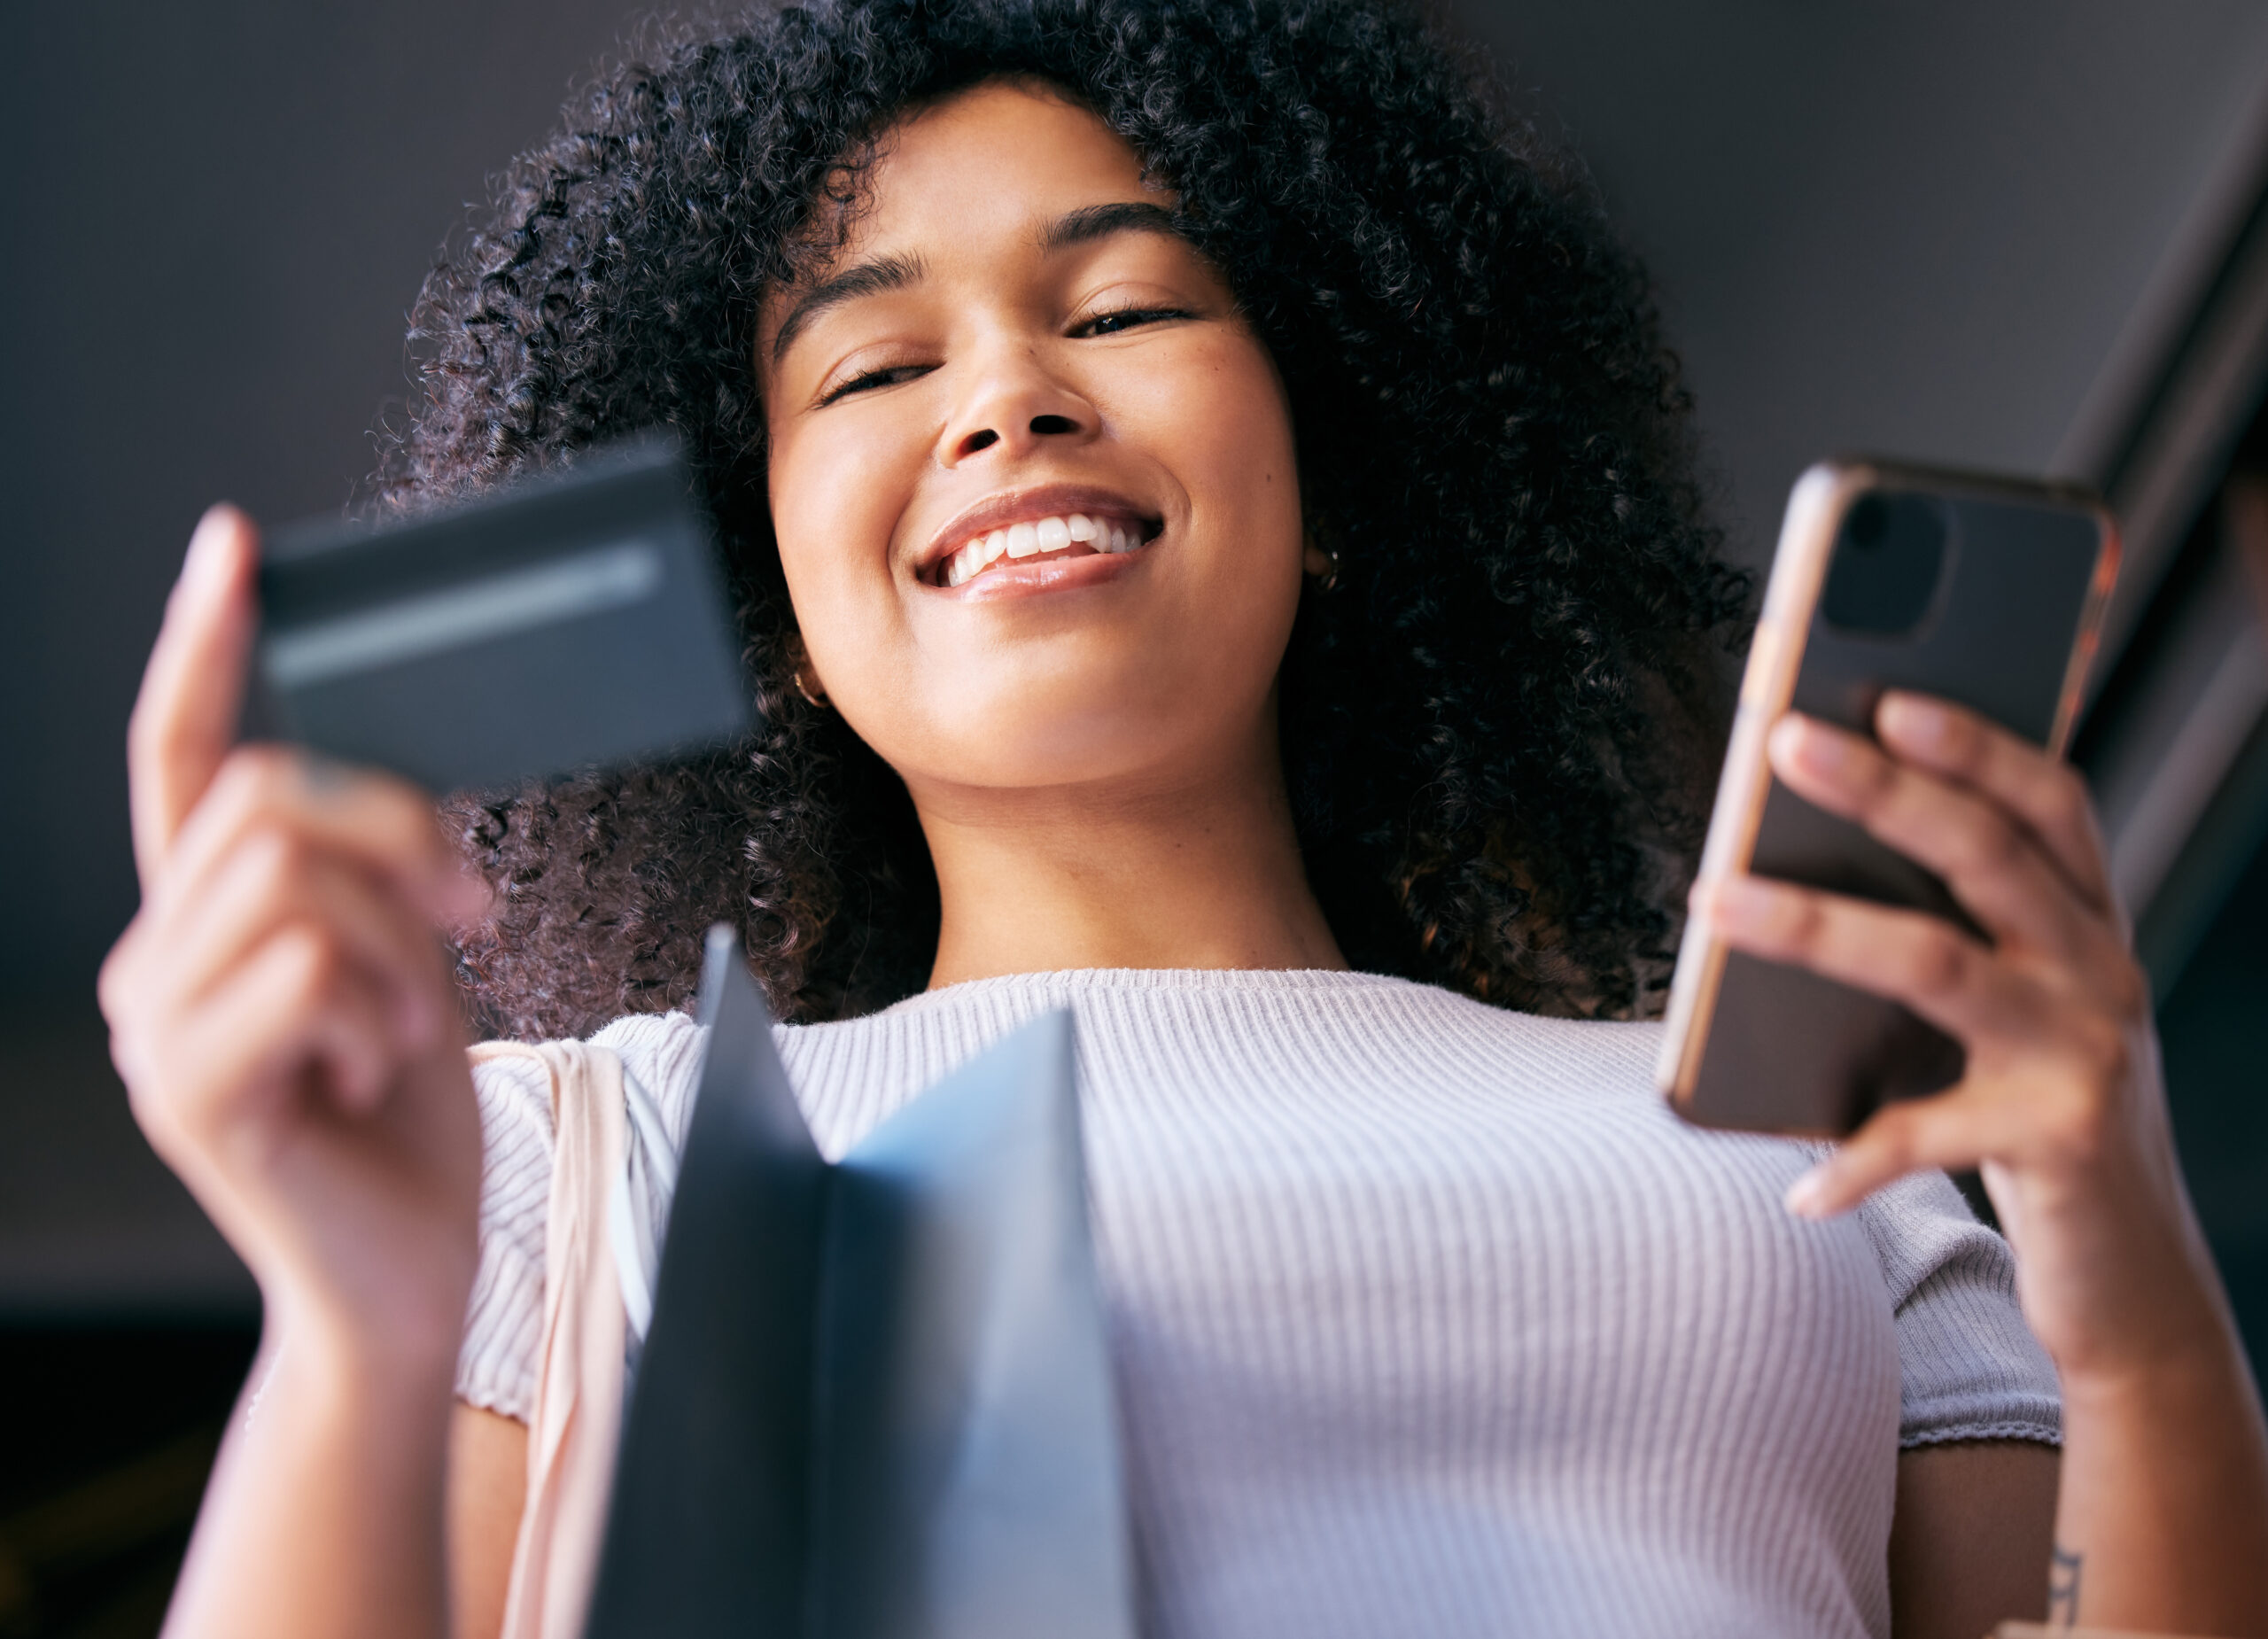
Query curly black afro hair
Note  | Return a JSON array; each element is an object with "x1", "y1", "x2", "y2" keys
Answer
[{"x1": 378, "y1": 0, "x2": 1751, "y2": 1038}]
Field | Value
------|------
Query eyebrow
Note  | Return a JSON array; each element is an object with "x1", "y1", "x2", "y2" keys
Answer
[
  {"x1": 1037, "y1": 199, "x2": 1184, "y2": 252},
  {"x1": 767, "y1": 201, "x2": 1186, "y2": 366},
  {"x1": 768, "y1": 251, "x2": 928, "y2": 365}
]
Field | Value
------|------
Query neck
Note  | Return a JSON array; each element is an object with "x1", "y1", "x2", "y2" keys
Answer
[{"x1": 913, "y1": 725, "x2": 1348, "y2": 989}]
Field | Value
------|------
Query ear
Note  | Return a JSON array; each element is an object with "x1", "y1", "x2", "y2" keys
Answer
[{"x1": 1301, "y1": 526, "x2": 1332, "y2": 579}]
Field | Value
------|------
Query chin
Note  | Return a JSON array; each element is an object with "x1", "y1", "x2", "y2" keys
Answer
[{"x1": 897, "y1": 692, "x2": 1223, "y2": 792}]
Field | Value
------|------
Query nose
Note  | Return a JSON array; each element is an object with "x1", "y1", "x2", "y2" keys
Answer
[{"x1": 939, "y1": 345, "x2": 1096, "y2": 466}]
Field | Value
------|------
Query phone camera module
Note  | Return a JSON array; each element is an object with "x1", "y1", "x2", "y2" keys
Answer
[
  {"x1": 1821, "y1": 490, "x2": 1949, "y2": 636},
  {"x1": 1846, "y1": 493, "x2": 1890, "y2": 549}
]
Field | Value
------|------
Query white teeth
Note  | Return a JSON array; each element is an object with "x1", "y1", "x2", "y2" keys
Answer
[{"x1": 941, "y1": 513, "x2": 1151, "y2": 583}]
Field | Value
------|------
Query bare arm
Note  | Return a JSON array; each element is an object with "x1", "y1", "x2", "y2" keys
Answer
[
  {"x1": 1890, "y1": 1441, "x2": 2057, "y2": 1639},
  {"x1": 102, "y1": 509, "x2": 493, "y2": 1639},
  {"x1": 2054, "y1": 1332, "x2": 2268, "y2": 1632},
  {"x1": 1704, "y1": 693, "x2": 2268, "y2": 1635},
  {"x1": 448, "y1": 1406, "x2": 529, "y2": 1639},
  {"x1": 171, "y1": 1334, "x2": 457, "y2": 1639}
]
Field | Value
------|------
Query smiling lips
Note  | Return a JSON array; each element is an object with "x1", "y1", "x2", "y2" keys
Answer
[{"x1": 939, "y1": 511, "x2": 1150, "y2": 586}]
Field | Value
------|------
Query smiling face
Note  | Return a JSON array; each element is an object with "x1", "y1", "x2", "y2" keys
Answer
[{"x1": 757, "y1": 80, "x2": 1309, "y2": 799}]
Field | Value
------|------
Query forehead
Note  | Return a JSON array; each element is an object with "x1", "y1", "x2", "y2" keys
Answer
[{"x1": 811, "y1": 81, "x2": 1161, "y2": 270}]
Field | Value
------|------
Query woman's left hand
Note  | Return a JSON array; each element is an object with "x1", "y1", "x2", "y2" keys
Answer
[{"x1": 1697, "y1": 689, "x2": 2226, "y2": 1385}]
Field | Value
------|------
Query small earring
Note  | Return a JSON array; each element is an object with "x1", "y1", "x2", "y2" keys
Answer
[
  {"x1": 787, "y1": 633, "x2": 832, "y2": 710},
  {"x1": 1314, "y1": 546, "x2": 1341, "y2": 593}
]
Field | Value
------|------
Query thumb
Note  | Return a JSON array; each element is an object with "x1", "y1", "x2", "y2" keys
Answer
[
  {"x1": 128, "y1": 505, "x2": 259, "y2": 888},
  {"x1": 1784, "y1": 1090, "x2": 2000, "y2": 1219}
]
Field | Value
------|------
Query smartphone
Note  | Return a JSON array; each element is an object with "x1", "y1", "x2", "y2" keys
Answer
[{"x1": 1657, "y1": 459, "x2": 2119, "y2": 1136}]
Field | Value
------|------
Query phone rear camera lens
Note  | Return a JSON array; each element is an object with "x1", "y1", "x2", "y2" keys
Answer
[
  {"x1": 1845, "y1": 493, "x2": 1890, "y2": 549},
  {"x1": 1821, "y1": 490, "x2": 1950, "y2": 637}
]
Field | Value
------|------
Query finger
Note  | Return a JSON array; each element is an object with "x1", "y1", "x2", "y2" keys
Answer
[
  {"x1": 1701, "y1": 873, "x2": 2042, "y2": 1045},
  {"x1": 1783, "y1": 1084, "x2": 2033, "y2": 1217},
  {"x1": 133, "y1": 926, "x2": 404, "y2": 1166},
  {"x1": 299, "y1": 965, "x2": 410, "y2": 1120},
  {"x1": 1767, "y1": 713, "x2": 2115, "y2": 965},
  {"x1": 128, "y1": 507, "x2": 259, "y2": 888},
  {"x1": 159, "y1": 745, "x2": 486, "y2": 928},
  {"x1": 1874, "y1": 692, "x2": 2116, "y2": 916},
  {"x1": 145, "y1": 830, "x2": 455, "y2": 1053}
]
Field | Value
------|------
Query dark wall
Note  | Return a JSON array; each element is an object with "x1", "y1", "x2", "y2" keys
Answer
[
  {"x1": 0, "y1": 2, "x2": 656, "y2": 1317},
  {"x1": 1468, "y1": 4, "x2": 2268, "y2": 553},
  {"x1": 0, "y1": 4, "x2": 645, "y2": 1009},
  {"x1": 2160, "y1": 825, "x2": 2268, "y2": 1375}
]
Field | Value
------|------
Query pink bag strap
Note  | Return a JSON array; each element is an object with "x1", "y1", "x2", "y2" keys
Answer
[{"x1": 470, "y1": 1040, "x2": 629, "y2": 1639}]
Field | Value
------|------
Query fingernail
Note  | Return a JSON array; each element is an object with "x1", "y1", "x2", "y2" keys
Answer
[
  {"x1": 1784, "y1": 1168, "x2": 1831, "y2": 1218},
  {"x1": 183, "y1": 505, "x2": 241, "y2": 594},
  {"x1": 1706, "y1": 874, "x2": 1774, "y2": 933},
  {"x1": 1759, "y1": 716, "x2": 1832, "y2": 780},
  {"x1": 1881, "y1": 692, "x2": 1948, "y2": 748},
  {"x1": 1779, "y1": 714, "x2": 1849, "y2": 775}
]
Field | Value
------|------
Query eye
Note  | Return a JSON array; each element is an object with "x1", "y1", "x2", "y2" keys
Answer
[
  {"x1": 1072, "y1": 305, "x2": 1192, "y2": 338},
  {"x1": 818, "y1": 361, "x2": 934, "y2": 407}
]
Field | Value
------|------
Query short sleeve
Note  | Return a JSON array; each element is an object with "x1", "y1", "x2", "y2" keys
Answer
[
  {"x1": 1855, "y1": 1168, "x2": 2062, "y2": 1449},
  {"x1": 456, "y1": 1050, "x2": 556, "y2": 1423},
  {"x1": 590, "y1": 1012, "x2": 710, "y2": 1348},
  {"x1": 454, "y1": 1012, "x2": 710, "y2": 1424}
]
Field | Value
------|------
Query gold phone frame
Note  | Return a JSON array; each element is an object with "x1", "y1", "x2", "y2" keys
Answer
[{"x1": 1655, "y1": 458, "x2": 2121, "y2": 1124}]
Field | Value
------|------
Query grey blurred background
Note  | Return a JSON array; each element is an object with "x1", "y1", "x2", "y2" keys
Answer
[{"x1": 6, "y1": 2, "x2": 2268, "y2": 1630}]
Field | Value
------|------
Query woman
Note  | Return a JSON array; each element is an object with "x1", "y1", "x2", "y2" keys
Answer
[{"x1": 100, "y1": 0, "x2": 2268, "y2": 1635}]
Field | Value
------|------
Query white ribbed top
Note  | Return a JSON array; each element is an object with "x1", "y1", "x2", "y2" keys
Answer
[{"x1": 458, "y1": 967, "x2": 2058, "y2": 1639}]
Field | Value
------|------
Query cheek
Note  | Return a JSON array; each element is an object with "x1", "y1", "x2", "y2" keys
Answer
[
  {"x1": 766, "y1": 411, "x2": 921, "y2": 693},
  {"x1": 1142, "y1": 334, "x2": 1307, "y2": 636}
]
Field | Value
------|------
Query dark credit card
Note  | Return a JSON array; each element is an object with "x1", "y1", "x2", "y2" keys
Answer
[{"x1": 256, "y1": 435, "x2": 754, "y2": 794}]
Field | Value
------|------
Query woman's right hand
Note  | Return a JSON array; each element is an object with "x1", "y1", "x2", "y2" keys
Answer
[{"x1": 99, "y1": 505, "x2": 489, "y2": 1373}]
